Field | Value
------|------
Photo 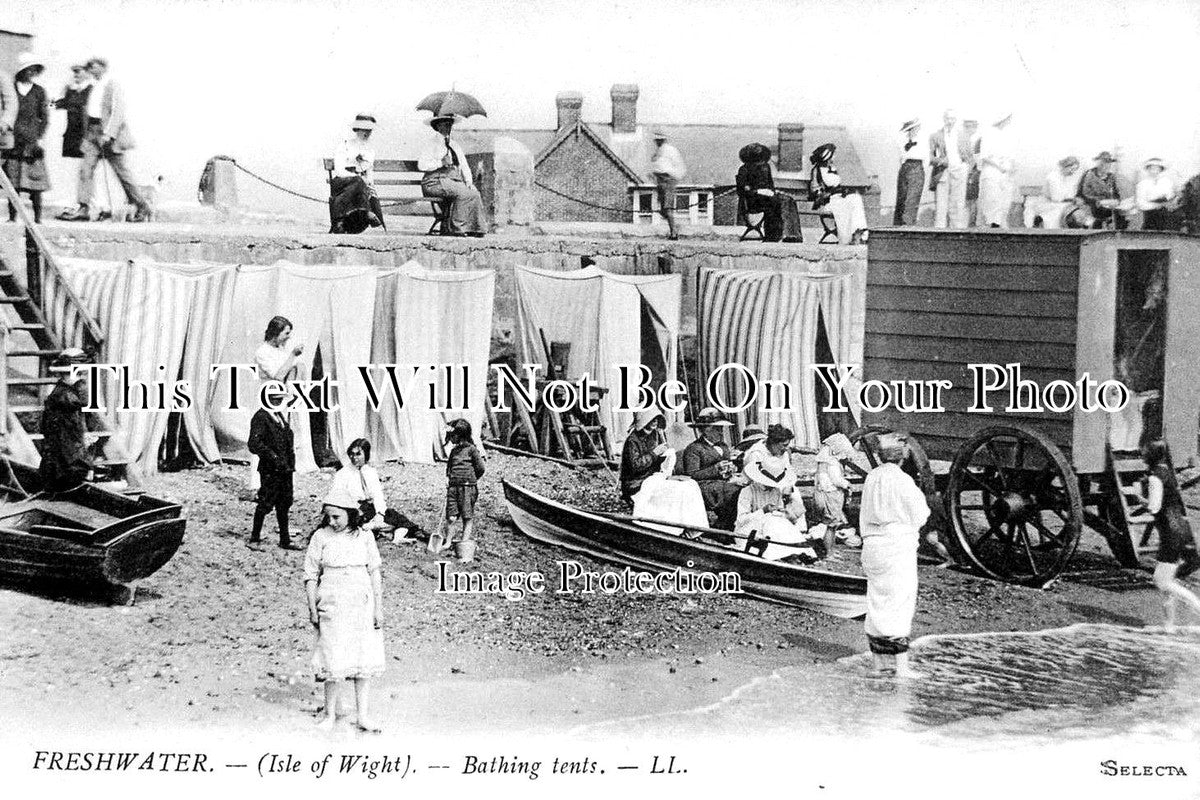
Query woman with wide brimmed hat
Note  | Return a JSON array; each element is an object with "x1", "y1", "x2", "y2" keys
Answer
[
  {"x1": 733, "y1": 425, "x2": 817, "y2": 560},
  {"x1": 1136, "y1": 157, "x2": 1181, "y2": 231},
  {"x1": 328, "y1": 113, "x2": 385, "y2": 234},
  {"x1": 417, "y1": 113, "x2": 489, "y2": 236},
  {"x1": 304, "y1": 487, "x2": 386, "y2": 732},
  {"x1": 736, "y1": 142, "x2": 802, "y2": 242},
  {"x1": 809, "y1": 143, "x2": 869, "y2": 244},
  {"x1": 3, "y1": 52, "x2": 51, "y2": 223},
  {"x1": 677, "y1": 407, "x2": 747, "y2": 530}
]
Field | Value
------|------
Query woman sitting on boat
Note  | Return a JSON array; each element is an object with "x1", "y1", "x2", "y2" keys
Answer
[
  {"x1": 619, "y1": 407, "x2": 708, "y2": 532},
  {"x1": 734, "y1": 425, "x2": 819, "y2": 561}
]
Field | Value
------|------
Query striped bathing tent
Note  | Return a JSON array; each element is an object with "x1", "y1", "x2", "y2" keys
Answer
[
  {"x1": 39, "y1": 258, "x2": 494, "y2": 474},
  {"x1": 697, "y1": 267, "x2": 860, "y2": 447}
]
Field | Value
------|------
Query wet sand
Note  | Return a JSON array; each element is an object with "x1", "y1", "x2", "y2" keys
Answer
[{"x1": 0, "y1": 452, "x2": 1184, "y2": 738}]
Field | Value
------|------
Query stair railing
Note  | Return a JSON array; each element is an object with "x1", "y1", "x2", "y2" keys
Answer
[{"x1": 0, "y1": 167, "x2": 104, "y2": 354}]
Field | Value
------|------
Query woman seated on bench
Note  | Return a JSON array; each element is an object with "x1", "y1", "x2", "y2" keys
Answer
[
  {"x1": 329, "y1": 113, "x2": 385, "y2": 234},
  {"x1": 809, "y1": 143, "x2": 869, "y2": 245},
  {"x1": 736, "y1": 142, "x2": 802, "y2": 242}
]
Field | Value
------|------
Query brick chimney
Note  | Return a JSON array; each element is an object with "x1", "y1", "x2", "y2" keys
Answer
[
  {"x1": 610, "y1": 84, "x2": 639, "y2": 134},
  {"x1": 777, "y1": 123, "x2": 806, "y2": 172},
  {"x1": 556, "y1": 91, "x2": 583, "y2": 130}
]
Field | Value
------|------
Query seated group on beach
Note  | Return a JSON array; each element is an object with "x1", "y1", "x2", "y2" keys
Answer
[{"x1": 617, "y1": 406, "x2": 865, "y2": 562}]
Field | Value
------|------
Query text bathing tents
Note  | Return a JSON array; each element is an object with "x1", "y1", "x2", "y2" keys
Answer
[
  {"x1": 41, "y1": 258, "x2": 494, "y2": 472},
  {"x1": 512, "y1": 265, "x2": 681, "y2": 452},
  {"x1": 698, "y1": 267, "x2": 859, "y2": 447}
]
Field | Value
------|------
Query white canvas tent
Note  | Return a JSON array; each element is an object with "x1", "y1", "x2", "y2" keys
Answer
[
  {"x1": 513, "y1": 265, "x2": 681, "y2": 452},
  {"x1": 367, "y1": 261, "x2": 494, "y2": 464},
  {"x1": 697, "y1": 267, "x2": 860, "y2": 448}
]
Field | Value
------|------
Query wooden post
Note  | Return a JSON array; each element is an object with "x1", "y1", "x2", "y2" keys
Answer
[
  {"x1": 0, "y1": 319, "x2": 7, "y2": 436},
  {"x1": 24, "y1": 230, "x2": 41, "y2": 309}
]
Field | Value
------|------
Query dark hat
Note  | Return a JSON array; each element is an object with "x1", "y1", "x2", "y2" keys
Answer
[
  {"x1": 809, "y1": 143, "x2": 836, "y2": 166},
  {"x1": 900, "y1": 118, "x2": 920, "y2": 133},
  {"x1": 1058, "y1": 156, "x2": 1080, "y2": 169},
  {"x1": 735, "y1": 426, "x2": 767, "y2": 450},
  {"x1": 765, "y1": 423, "x2": 794, "y2": 445},
  {"x1": 428, "y1": 114, "x2": 456, "y2": 128},
  {"x1": 1094, "y1": 151, "x2": 1116, "y2": 163},
  {"x1": 690, "y1": 407, "x2": 732, "y2": 428},
  {"x1": 50, "y1": 347, "x2": 89, "y2": 370},
  {"x1": 738, "y1": 142, "x2": 772, "y2": 164}
]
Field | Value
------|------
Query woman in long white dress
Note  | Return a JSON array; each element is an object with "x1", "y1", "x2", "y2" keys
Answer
[
  {"x1": 809, "y1": 143, "x2": 869, "y2": 245},
  {"x1": 859, "y1": 435, "x2": 931, "y2": 678},
  {"x1": 619, "y1": 407, "x2": 708, "y2": 533},
  {"x1": 734, "y1": 425, "x2": 817, "y2": 560},
  {"x1": 977, "y1": 113, "x2": 1015, "y2": 228},
  {"x1": 249, "y1": 316, "x2": 304, "y2": 491}
]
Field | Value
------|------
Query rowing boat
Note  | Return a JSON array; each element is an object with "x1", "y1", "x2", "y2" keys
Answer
[
  {"x1": 502, "y1": 480, "x2": 867, "y2": 618},
  {"x1": 0, "y1": 461, "x2": 186, "y2": 599}
]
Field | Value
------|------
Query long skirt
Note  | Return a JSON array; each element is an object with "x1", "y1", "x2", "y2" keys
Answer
[
  {"x1": 2, "y1": 151, "x2": 51, "y2": 192},
  {"x1": 330, "y1": 175, "x2": 383, "y2": 233},
  {"x1": 827, "y1": 192, "x2": 868, "y2": 244},
  {"x1": 893, "y1": 160, "x2": 924, "y2": 225},
  {"x1": 756, "y1": 194, "x2": 803, "y2": 242},
  {"x1": 977, "y1": 168, "x2": 1014, "y2": 227},
  {"x1": 734, "y1": 510, "x2": 811, "y2": 560},
  {"x1": 861, "y1": 530, "x2": 919, "y2": 653},
  {"x1": 632, "y1": 473, "x2": 709, "y2": 534},
  {"x1": 313, "y1": 567, "x2": 385, "y2": 680}
]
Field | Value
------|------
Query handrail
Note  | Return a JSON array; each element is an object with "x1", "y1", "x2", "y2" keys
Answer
[{"x1": 0, "y1": 167, "x2": 105, "y2": 350}]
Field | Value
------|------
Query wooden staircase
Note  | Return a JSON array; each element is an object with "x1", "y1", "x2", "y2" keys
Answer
[
  {"x1": 0, "y1": 168, "x2": 125, "y2": 480},
  {"x1": 1105, "y1": 444, "x2": 1159, "y2": 561}
]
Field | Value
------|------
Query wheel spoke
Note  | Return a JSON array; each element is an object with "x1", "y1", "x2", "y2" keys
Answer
[
  {"x1": 1032, "y1": 517, "x2": 1068, "y2": 547},
  {"x1": 983, "y1": 441, "x2": 1010, "y2": 488},
  {"x1": 1013, "y1": 437, "x2": 1026, "y2": 473},
  {"x1": 962, "y1": 469, "x2": 1005, "y2": 498},
  {"x1": 1017, "y1": 523, "x2": 1040, "y2": 575}
]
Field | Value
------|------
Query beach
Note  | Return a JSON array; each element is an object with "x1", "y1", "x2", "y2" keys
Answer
[{"x1": 0, "y1": 450, "x2": 1182, "y2": 740}]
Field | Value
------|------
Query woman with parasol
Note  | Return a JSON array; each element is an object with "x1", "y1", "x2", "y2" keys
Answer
[{"x1": 416, "y1": 89, "x2": 489, "y2": 236}]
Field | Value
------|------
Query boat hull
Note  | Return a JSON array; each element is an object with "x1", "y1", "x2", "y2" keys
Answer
[{"x1": 503, "y1": 481, "x2": 867, "y2": 619}]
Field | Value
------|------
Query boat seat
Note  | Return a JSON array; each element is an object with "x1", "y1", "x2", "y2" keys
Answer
[{"x1": 0, "y1": 499, "x2": 121, "y2": 530}]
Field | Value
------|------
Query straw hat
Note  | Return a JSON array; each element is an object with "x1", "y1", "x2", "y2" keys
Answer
[
  {"x1": 630, "y1": 406, "x2": 665, "y2": 432},
  {"x1": 351, "y1": 113, "x2": 377, "y2": 131},
  {"x1": 735, "y1": 426, "x2": 767, "y2": 451},
  {"x1": 428, "y1": 114, "x2": 456, "y2": 128},
  {"x1": 900, "y1": 118, "x2": 920, "y2": 133},
  {"x1": 50, "y1": 347, "x2": 88, "y2": 370},
  {"x1": 1094, "y1": 151, "x2": 1117, "y2": 163},
  {"x1": 745, "y1": 452, "x2": 796, "y2": 492},
  {"x1": 1143, "y1": 157, "x2": 1166, "y2": 170},
  {"x1": 14, "y1": 52, "x2": 44, "y2": 76},
  {"x1": 690, "y1": 407, "x2": 732, "y2": 428},
  {"x1": 1058, "y1": 156, "x2": 1080, "y2": 170},
  {"x1": 323, "y1": 485, "x2": 360, "y2": 512},
  {"x1": 652, "y1": 129, "x2": 668, "y2": 141}
]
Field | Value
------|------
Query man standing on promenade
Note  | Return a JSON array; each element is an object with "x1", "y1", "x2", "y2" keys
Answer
[
  {"x1": 928, "y1": 108, "x2": 973, "y2": 228},
  {"x1": 58, "y1": 57, "x2": 153, "y2": 222},
  {"x1": 650, "y1": 129, "x2": 687, "y2": 240}
]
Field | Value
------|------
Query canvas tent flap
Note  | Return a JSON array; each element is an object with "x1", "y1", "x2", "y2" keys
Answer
[
  {"x1": 210, "y1": 261, "x2": 377, "y2": 473},
  {"x1": 698, "y1": 267, "x2": 858, "y2": 448},
  {"x1": 513, "y1": 265, "x2": 681, "y2": 452},
  {"x1": 369, "y1": 260, "x2": 494, "y2": 464}
]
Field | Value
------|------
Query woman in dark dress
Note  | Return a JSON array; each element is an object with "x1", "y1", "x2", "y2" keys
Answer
[
  {"x1": 53, "y1": 64, "x2": 92, "y2": 159},
  {"x1": 736, "y1": 142, "x2": 802, "y2": 242},
  {"x1": 2, "y1": 53, "x2": 51, "y2": 223},
  {"x1": 1141, "y1": 440, "x2": 1200, "y2": 631}
]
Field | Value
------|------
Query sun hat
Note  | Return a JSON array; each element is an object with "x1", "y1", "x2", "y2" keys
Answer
[
  {"x1": 690, "y1": 407, "x2": 732, "y2": 428},
  {"x1": 352, "y1": 113, "x2": 376, "y2": 131},
  {"x1": 735, "y1": 426, "x2": 767, "y2": 451},
  {"x1": 630, "y1": 406, "x2": 665, "y2": 432},
  {"x1": 1058, "y1": 156, "x2": 1080, "y2": 170},
  {"x1": 1143, "y1": 157, "x2": 1166, "y2": 170},
  {"x1": 809, "y1": 143, "x2": 836, "y2": 166},
  {"x1": 1094, "y1": 151, "x2": 1116, "y2": 163},
  {"x1": 14, "y1": 52, "x2": 44, "y2": 75},
  {"x1": 745, "y1": 451, "x2": 797, "y2": 491},
  {"x1": 900, "y1": 118, "x2": 920, "y2": 133},
  {"x1": 738, "y1": 142, "x2": 771, "y2": 164},
  {"x1": 323, "y1": 484, "x2": 360, "y2": 512},
  {"x1": 50, "y1": 347, "x2": 88, "y2": 370},
  {"x1": 428, "y1": 114, "x2": 456, "y2": 128},
  {"x1": 652, "y1": 129, "x2": 668, "y2": 140}
]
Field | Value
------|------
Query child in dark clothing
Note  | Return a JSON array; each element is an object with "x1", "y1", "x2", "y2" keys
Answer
[
  {"x1": 1141, "y1": 440, "x2": 1200, "y2": 631},
  {"x1": 429, "y1": 418, "x2": 485, "y2": 562},
  {"x1": 247, "y1": 404, "x2": 298, "y2": 550}
]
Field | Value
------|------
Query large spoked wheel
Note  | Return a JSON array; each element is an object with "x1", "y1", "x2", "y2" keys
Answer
[{"x1": 946, "y1": 425, "x2": 1083, "y2": 587}]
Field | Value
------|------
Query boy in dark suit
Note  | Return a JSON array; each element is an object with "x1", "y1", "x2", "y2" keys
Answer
[{"x1": 247, "y1": 402, "x2": 297, "y2": 550}]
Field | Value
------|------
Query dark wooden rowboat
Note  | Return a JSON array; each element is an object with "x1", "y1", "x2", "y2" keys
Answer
[
  {"x1": 0, "y1": 462, "x2": 186, "y2": 596},
  {"x1": 502, "y1": 480, "x2": 867, "y2": 618}
]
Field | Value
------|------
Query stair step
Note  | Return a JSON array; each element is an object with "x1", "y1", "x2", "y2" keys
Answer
[
  {"x1": 1113, "y1": 461, "x2": 1147, "y2": 474},
  {"x1": 7, "y1": 405, "x2": 42, "y2": 414},
  {"x1": 6, "y1": 377, "x2": 59, "y2": 386},
  {"x1": 5, "y1": 323, "x2": 47, "y2": 331},
  {"x1": 7, "y1": 349, "x2": 63, "y2": 358},
  {"x1": 27, "y1": 431, "x2": 111, "y2": 442},
  {"x1": 0, "y1": 295, "x2": 31, "y2": 305}
]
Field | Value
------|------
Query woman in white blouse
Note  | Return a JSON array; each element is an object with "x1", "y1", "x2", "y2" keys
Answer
[
  {"x1": 977, "y1": 113, "x2": 1016, "y2": 228},
  {"x1": 329, "y1": 113, "x2": 385, "y2": 234},
  {"x1": 327, "y1": 438, "x2": 389, "y2": 531},
  {"x1": 1136, "y1": 158, "x2": 1181, "y2": 231},
  {"x1": 809, "y1": 143, "x2": 869, "y2": 245}
]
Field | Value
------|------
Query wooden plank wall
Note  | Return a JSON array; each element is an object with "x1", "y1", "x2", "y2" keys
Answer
[{"x1": 862, "y1": 230, "x2": 1083, "y2": 461}]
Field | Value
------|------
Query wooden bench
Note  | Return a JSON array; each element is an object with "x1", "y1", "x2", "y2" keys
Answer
[
  {"x1": 798, "y1": 208, "x2": 838, "y2": 244},
  {"x1": 736, "y1": 195, "x2": 838, "y2": 244},
  {"x1": 322, "y1": 158, "x2": 449, "y2": 235}
]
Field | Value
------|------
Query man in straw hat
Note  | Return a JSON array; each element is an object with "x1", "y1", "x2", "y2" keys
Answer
[
  {"x1": 650, "y1": 129, "x2": 687, "y2": 240},
  {"x1": 329, "y1": 113, "x2": 385, "y2": 234},
  {"x1": 893, "y1": 119, "x2": 925, "y2": 225},
  {"x1": 1136, "y1": 157, "x2": 1181, "y2": 231},
  {"x1": 38, "y1": 348, "x2": 94, "y2": 492},
  {"x1": 1077, "y1": 150, "x2": 1129, "y2": 230},
  {"x1": 858, "y1": 433, "x2": 930, "y2": 678},
  {"x1": 928, "y1": 108, "x2": 974, "y2": 228},
  {"x1": 677, "y1": 407, "x2": 747, "y2": 530},
  {"x1": 58, "y1": 57, "x2": 153, "y2": 223},
  {"x1": 417, "y1": 114, "x2": 488, "y2": 236}
]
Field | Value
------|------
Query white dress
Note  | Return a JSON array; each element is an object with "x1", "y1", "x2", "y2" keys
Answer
[
  {"x1": 631, "y1": 449, "x2": 709, "y2": 534},
  {"x1": 821, "y1": 167, "x2": 868, "y2": 244},
  {"x1": 305, "y1": 526, "x2": 385, "y2": 680},
  {"x1": 859, "y1": 463, "x2": 931, "y2": 643},
  {"x1": 977, "y1": 128, "x2": 1015, "y2": 227},
  {"x1": 328, "y1": 464, "x2": 389, "y2": 529}
]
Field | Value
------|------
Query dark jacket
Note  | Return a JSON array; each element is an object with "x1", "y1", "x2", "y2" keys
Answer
[
  {"x1": 677, "y1": 437, "x2": 733, "y2": 483},
  {"x1": 248, "y1": 410, "x2": 295, "y2": 474},
  {"x1": 38, "y1": 380, "x2": 92, "y2": 489},
  {"x1": 12, "y1": 83, "x2": 49, "y2": 151},
  {"x1": 446, "y1": 442, "x2": 485, "y2": 486},
  {"x1": 1180, "y1": 174, "x2": 1200, "y2": 235},
  {"x1": 737, "y1": 161, "x2": 774, "y2": 214},
  {"x1": 619, "y1": 428, "x2": 664, "y2": 499},
  {"x1": 53, "y1": 83, "x2": 91, "y2": 158},
  {"x1": 1077, "y1": 168, "x2": 1121, "y2": 208}
]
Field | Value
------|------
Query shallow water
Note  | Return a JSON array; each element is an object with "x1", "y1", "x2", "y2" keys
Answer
[{"x1": 577, "y1": 624, "x2": 1200, "y2": 742}]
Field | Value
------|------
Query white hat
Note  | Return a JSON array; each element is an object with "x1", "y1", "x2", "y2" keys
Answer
[
  {"x1": 323, "y1": 485, "x2": 360, "y2": 512},
  {"x1": 15, "y1": 52, "x2": 44, "y2": 75},
  {"x1": 745, "y1": 452, "x2": 796, "y2": 492},
  {"x1": 351, "y1": 113, "x2": 377, "y2": 131}
]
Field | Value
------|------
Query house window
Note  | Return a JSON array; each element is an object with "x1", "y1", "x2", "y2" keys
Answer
[
  {"x1": 630, "y1": 187, "x2": 714, "y2": 226},
  {"x1": 633, "y1": 189, "x2": 657, "y2": 224}
]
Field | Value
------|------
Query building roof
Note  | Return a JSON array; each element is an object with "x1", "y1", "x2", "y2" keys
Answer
[{"x1": 457, "y1": 121, "x2": 872, "y2": 189}]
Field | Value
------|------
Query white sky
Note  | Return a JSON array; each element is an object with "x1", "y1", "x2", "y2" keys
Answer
[{"x1": 9, "y1": 0, "x2": 1200, "y2": 218}]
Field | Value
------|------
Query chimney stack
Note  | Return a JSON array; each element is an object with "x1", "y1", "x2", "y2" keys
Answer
[
  {"x1": 610, "y1": 84, "x2": 639, "y2": 134},
  {"x1": 555, "y1": 91, "x2": 583, "y2": 130},
  {"x1": 778, "y1": 123, "x2": 806, "y2": 173}
]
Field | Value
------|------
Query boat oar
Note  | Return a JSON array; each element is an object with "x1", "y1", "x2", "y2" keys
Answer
[{"x1": 597, "y1": 510, "x2": 824, "y2": 553}]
